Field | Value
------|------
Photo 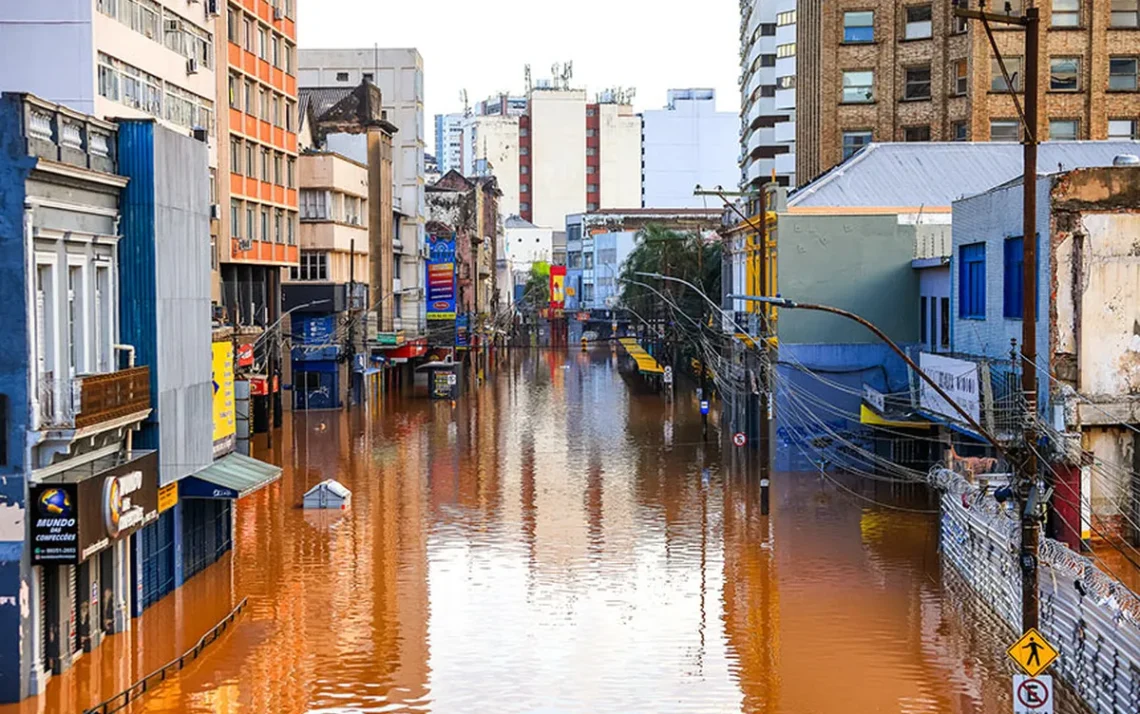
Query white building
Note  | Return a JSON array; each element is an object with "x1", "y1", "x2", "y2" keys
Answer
[
  {"x1": 597, "y1": 98, "x2": 641, "y2": 212},
  {"x1": 739, "y1": 0, "x2": 795, "y2": 188},
  {"x1": 640, "y1": 89, "x2": 738, "y2": 208},
  {"x1": 0, "y1": 0, "x2": 220, "y2": 169},
  {"x1": 297, "y1": 48, "x2": 426, "y2": 331},
  {"x1": 462, "y1": 114, "x2": 521, "y2": 219},
  {"x1": 504, "y1": 215, "x2": 553, "y2": 274},
  {"x1": 434, "y1": 112, "x2": 464, "y2": 174}
]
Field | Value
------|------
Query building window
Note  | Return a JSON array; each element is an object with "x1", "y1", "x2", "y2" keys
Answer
[
  {"x1": 1050, "y1": 119, "x2": 1079, "y2": 140},
  {"x1": 1052, "y1": 0, "x2": 1080, "y2": 26},
  {"x1": 920, "y1": 296, "x2": 928, "y2": 343},
  {"x1": 1109, "y1": 57, "x2": 1138, "y2": 91},
  {"x1": 300, "y1": 189, "x2": 329, "y2": 219},
  {"x1": 271, "y1": 35, "x2": 280, "y2": 67},
  {"x1": 587, "y1": 184, "x2": 598, "y2": 193},
  {"x1": 246, "y1": 207, "x2": 254, "y2": 240},
  {"x1": 261, "y1": 148, "x2": 270, "y2": 181},
  {"x1": 953, "y1": 13, "x2": 968, "y2": 33},
  {"x1": 1111, "y1": 0, "x2": 1139, "y2": 27},
  {"x1": 586, "y1": 128, "x2": 596, "y2": 138},
  {"x1": 1050, "y1": 57, "x2": 1079, "y2": 91},
  {"x1": 227, "y1": 8, "x2": 239, "y2": 44},
  {"x1": 230, "y1": 137, "x2": 241, "y2": 173},
  {"x1": 520, "y1": 146, "x2": 529, "y2": 155},
  {"x1": 904, "y1": 5, "x2": 933, "y2": 39},
  {"x1": 992, "y1": 56, "x2": 1023, "y2": 92},
  {"x1": 287, "y1": 157, "x2": 296, "y2": 188},
  {"x1": 245, "y1": 81, "x2": 254, "y2": 114},
  {"x1": 777, "y1": 9, "x2": 796, "y2": 25},
  {"x1": 842, "y1": 70, "x2": 874, "y2": 102},
  {"x1": 231, "y1": 199, "x2": 241, "y2": 236},
  {"x1": 776, "y1": 43, "x2": 796, "y2": 58},
  {"x1": 520, "y1": 127, "x2": 528, "y2": 137},
  {"x1": 903, "y1": 125, "x2": 931, "y2": 141},
  {"x1": 245, "y1": 144, "x2": 255, "y2": 177},
  {"x1": 953, "y1": 59, "x2": 968, "y2": 95},
  {"x1": 951, "y1": 120, "x2": 968, "y2": 140},
  {"x1": 760, "y1": 23, "x2": 776, "y2": 36},
  {"x1": 778, "y1": 75, "x2": 796, "y2": 89},
  {"x1": 520, "y1": 184, "x2": 529, "y2": 193},
  {"x1": 521, "y1": 165, "x2": 529, "y2": 174},
  {"x1": 257, "y1": 27, "x2": 268, "y2": 60},
  {"x1": 760, "y1": 55, "x2": 776, "y2": 67},
  {"x1": 586, "y1": 147, "x2": 596, "y2": 156},
  {"x1": 294, "y1": 252, "x2": 328, "y2": 281},
  {"x1": 287, "y1": 214, "x2": 295, "y2": 245},
  {"x1": 259, "y1": 88, "x2": 269, "y2": 121},
  {"x1": 272, "y1": 95, "x2": 282, "y2": 127},
  {"x1": 274, "y1": 153, "x2": 283, "y2": 185},
  {"x1": 228, "y1": 74, "x2": 239, "y2": 108},
  {"x1": 274, "y1": 209, "x2": 283, "y2": 243},
  {"x1": 1002, "y1": 236, "x2": 1038, "y2": 319},
  {"x1": 760, "y1": 85, "x2": 777, "y2": 97},
  {"x1": 336, "y1": 71, "x2": 350, "y2": 82},
  {"x1": 242, "y1": 17, "x2": 252, "y2": 51},
  {"x1": 1108, "y1": 118, "x2": 1139, "y2": 139},
  {"x1": 285, "y1": 100, "x2": 294, "y2": 131},
  {"x1": 587, "y1": 202, "x2": 598, "y2": 212},
  {"x1": 586, "y1": 165, "x2": 596, "y2": 174},
  {"x1": 959, "y1": 242, "x2": 986, "y2": 319},
  {"x1": 520, "y1": 202, "x2": 530, "y2": 212},
  {"x1": 941, "y1": 298, "x2": 950, "y2": 348},
  {"x1": 260, "y1": 209, "x2": 269, "y2": 242},
  {"x1": 843, "y1": 11, "x2": 874, "y2": 42},
  {"x1": 586, "y1": 108, "x2": 596, "y2": 117},
  {"x1": 285, "y1": 42, "x2": 294, "y2": 74},
  {"x1": 904, "y1": 66, "x2": 932, "y2": 100},
  {"x1": 842, "y1": 130, "x2": 872, "y2": 159},
  {"x1": 990, "y1": 119, "x2": 1021, "y2": 141}
]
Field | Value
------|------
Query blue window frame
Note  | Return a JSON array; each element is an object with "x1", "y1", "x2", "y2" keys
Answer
[
  {"x1": 1003, "y1": 235, "x2": 1039, "y2": 319},
  {"x1": 959, "y1": 242, "x2": 986, "y2": 318},
  {"x1": 843, "y1": 11, "x2": 875, "y2": 42}
]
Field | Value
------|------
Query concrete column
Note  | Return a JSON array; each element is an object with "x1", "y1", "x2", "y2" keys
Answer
[
  {"x1": 26, "y1": 567, "x2": 47, "y2": 697},
  {"x1": 172, "y1": 503, "x2": 184, "y2": 588},
  {"x1": 111, "y1": 538, "x2": 130, "y2": 633},
  {"x1": 367, "y1": 124, "x2": 394, "y2": 332}
]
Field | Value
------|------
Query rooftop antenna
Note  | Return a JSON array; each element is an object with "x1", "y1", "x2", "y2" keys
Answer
[
  {"x1": 460, "y1": 89, "x2": 470, "y2": 117},
  {"x1": 524, "y1": 64, "x2": 532, "y2": 93},
  {"x1": 563, "y1": 60, "x2": 573, "y2": 89}
]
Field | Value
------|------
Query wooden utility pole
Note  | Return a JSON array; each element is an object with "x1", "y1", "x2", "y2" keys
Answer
[
  {"x1": 757, "y1": 187, "x2": 771, "y2": 517},
  {"x1": 953, "y1": 0, "x2": 1041, "y2": 632}
]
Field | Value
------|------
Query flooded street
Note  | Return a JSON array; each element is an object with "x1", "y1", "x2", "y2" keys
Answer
[{"x1": 10, "y1": 349, "x2": 1022, "y2": 714}]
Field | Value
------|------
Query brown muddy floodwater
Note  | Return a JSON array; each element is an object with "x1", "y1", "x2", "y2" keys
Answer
[{"x1": 11, "y1": 349, "x2": 1034, "y2": 713}]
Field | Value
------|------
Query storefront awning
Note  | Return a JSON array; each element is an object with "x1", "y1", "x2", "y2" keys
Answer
[
  {"x1": 859, "y1": 404, "x2": 932, "y2": 429},
  {"x1": 180, "y1": 453, "x2": 282, "y2": 499}
]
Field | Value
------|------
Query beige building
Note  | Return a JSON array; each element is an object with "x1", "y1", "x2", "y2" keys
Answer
[
  {"x1": 463, "y1": 114, "x2": 522, "y2": 218},
  {"x1": 796, "y1": 0, "x2": 1140, "y2": 184},
  {"x1": 293, "y1": 152, "x2": 369, "y2": 285},
  {"x1": 519, "y1": 83, "x2": 642, "y2": 230}
]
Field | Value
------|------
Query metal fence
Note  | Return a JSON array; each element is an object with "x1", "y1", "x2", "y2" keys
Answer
[{"x1": 934, "y1": 468, "x2": 1140, "y2": 714}]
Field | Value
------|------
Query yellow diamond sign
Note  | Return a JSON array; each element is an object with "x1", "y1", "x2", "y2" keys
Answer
[{"x1": 1007, "y1": 628, "x2": 1059, "y2": 677}]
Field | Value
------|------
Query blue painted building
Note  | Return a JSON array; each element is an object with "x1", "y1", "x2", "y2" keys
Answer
[{"x1": 0, "y1": 94, "x2": 152, "y2": 700}]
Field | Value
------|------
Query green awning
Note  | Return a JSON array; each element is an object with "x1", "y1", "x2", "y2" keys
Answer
[{"x1": 180, "y1": 452, "x2": 282, "y2": 499}]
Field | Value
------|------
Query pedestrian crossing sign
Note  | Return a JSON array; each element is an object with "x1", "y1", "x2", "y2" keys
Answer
[{"x1": 1008, "y1": 628, "x2": 1059, "y2": 677}]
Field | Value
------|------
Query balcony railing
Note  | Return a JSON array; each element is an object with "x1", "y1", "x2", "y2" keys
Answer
[{"x1": 38, "y1": 366, "x2": 151, "y2": 430}]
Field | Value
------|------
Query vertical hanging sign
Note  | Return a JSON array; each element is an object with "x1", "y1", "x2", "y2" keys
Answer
[{"x1": 426, "y1": 233, "x2": 457, "y2": 320}]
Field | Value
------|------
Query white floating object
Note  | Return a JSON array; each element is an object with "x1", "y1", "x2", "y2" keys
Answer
[{"x1": 303, "y1": 479, "x2": 352, "y2": 510}]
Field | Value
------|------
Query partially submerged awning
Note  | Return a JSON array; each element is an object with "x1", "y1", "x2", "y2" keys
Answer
[
  {"x1": 617, "y1": 338, "x2": 665, "y2": 375},
  {"x1": 180, "y1": 452, "x2": 283, "y2": 499},
  {"x1": 859, "y1": 404, "x2": 932, "y2": 429}
]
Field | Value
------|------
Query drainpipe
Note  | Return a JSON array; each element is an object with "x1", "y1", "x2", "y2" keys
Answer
[{"x1": 24, "y1": 206, "x2": 38, "y2": 432}]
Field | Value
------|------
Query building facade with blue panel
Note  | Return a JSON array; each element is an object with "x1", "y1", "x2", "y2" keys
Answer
[{"x1": 0, "y1": 94, "x2": 158, "y2": 701}]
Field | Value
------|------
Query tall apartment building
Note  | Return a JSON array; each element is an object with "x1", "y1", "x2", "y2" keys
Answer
[
  {"x1": 521, "y1": 85, "x2": 641, "y2": 229},
  {"x1": 0, "y1": 0, "x2": 222, "y2": 266},
  {"x1": 463, "y1": 114, "x2": 522, "y2": 217},
  {"x1": 796, "y1": 0, "x2": 1140, "y2": 184},
  {"x1": 740, "y1": 0, "x2": 796, "y2": 188},
  {"x1": 641, "y1": 88, "x2": 739, "y2": 208},
  {"x1": 297, "y1": 48, "x2": 426, "y2": 331},
  {"x1": 216, "y1": 0, "x2": 300, "y2": 326},
  {"x1": 434, "y1": 112, "x2": 464, "y2": 173}
]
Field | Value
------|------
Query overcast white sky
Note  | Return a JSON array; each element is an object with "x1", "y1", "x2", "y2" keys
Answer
[{"x1": 297, "y1": 0, "x2": 740, "y2": 151}]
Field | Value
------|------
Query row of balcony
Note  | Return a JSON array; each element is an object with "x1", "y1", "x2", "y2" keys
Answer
[{"x1": 37, "y1": 367, "x2": 151, "y2": 431}]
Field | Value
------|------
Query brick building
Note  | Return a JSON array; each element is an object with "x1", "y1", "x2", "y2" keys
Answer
[{"x1": 796, "y1": 0, "x2": 1140, "y2": 184}]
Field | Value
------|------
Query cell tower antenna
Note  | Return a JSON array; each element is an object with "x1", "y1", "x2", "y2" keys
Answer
[
  {"x1": 524, "y1": 64, "x2": 532, "y2": 93},
  {"x1": 460, "y1": 89, "x2": 470, "y2": 117}
]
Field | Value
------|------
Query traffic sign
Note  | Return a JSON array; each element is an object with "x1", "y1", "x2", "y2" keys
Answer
[
  {"x1": 733, "y1": 432, "x2": 747, "y2": 447},
  {"x1": 700, "y1": 400, "x2": 710, "y2": 415},
  {"x1": 1008, "y1": 629, "x2": 1059, "y2": 677},
  {"x1": 663, "y1": 366, "x2": 673, "y2": 384},
  {"x1": 1013, "y1": 675, "x2": 1053, "y2": 714}
]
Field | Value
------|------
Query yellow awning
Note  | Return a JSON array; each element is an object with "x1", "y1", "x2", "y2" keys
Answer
[
  {"x1": 617, "y1": 338, "x2": 665, "y2": 375},
  {"x1": 860, "y1": 404, "x2": 932, "y2": 429}
]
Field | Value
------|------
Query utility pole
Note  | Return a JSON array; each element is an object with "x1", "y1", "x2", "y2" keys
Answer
[
  {"x1": 347, "y1": 237, "x2": 356, "y2": 409},
  {"x1": 757, "y1": 187, "x2": 771, "y2": 517},
  {"x1": 954, "y1": 0, "x2": 1041, "y2": 634}
]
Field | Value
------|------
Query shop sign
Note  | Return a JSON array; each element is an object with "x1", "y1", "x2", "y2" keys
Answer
[
  {"x1": 918, "y1": 352, "x2": 981, "y2": 424},
  {"x1": 249, "y1": 376, "x2": 268, "y2": 396},
  {"x1": 30, "y1": 483, "x2": 79, "y2": 565},
  {"x1": 31, "y1": 452, "x2": 159, "y2": 565},
  {"x1": 376, "y1": 331, "x2": 404, "y2": 346},
  {"x1": 212, "y1": 342, "x2": 236, "y2": 457},
  {"x1": 426, "y1": 233, "x2": 457, "y2": 320},
  {"x1": 237, "y1": 343, "x2": 254, "y2": 367},
  {"x1": 549, "y1": 266, "x2": 566, "y2": 310},
  {"x1": 158, "y1": 483, "x2": 178, "y2": 513}
]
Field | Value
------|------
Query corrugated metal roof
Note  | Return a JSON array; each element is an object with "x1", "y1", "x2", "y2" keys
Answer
[
  {"x1": 789, "y1": 142, "x2": 1140, "y2": 208},
  {"x1": 297, "y1": 87, "x2": 353, "y2": 131}
]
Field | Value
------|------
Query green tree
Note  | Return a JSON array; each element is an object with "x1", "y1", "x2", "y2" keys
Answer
[
  {"x1": 619, "y1": 225, "x2": 721, "y2": 324},
  {"x1": 520, "y1": 261, "x2": 551, "y2": 313}
]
